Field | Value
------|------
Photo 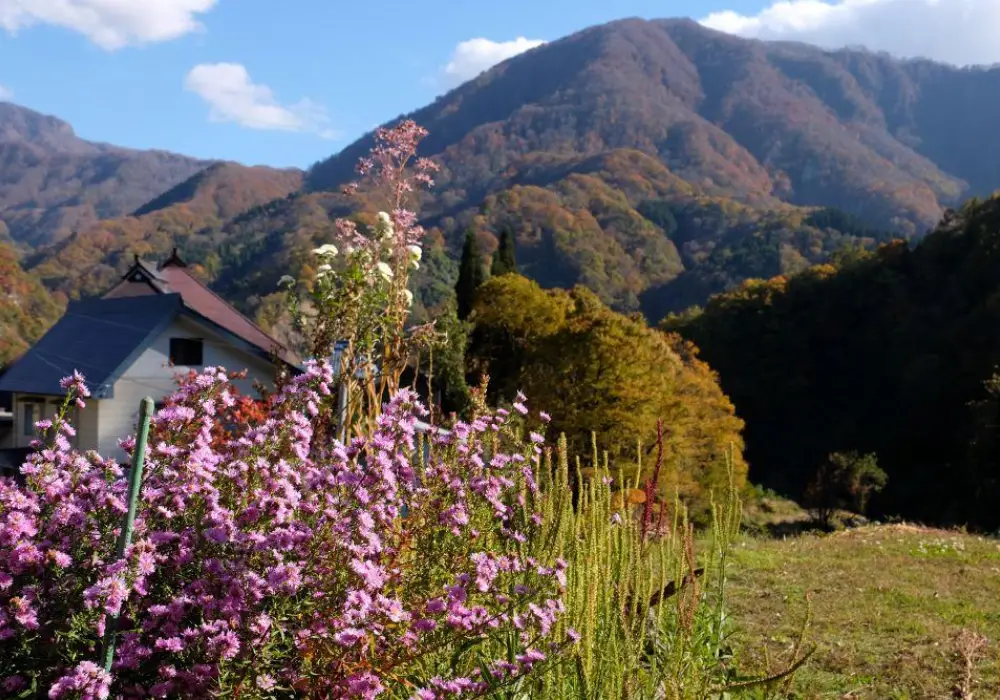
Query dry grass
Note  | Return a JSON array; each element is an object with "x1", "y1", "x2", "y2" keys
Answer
[{"x1": 726, "y1": 524, "x2": 1000, "y2": 698}]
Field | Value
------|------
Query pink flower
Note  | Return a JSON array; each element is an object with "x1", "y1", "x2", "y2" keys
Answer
[
  {"x1": 516, "y1": 647, "x2": 547, "y2": 669},
  {"x1": 3, "y1": 676, "x2": 27, "y2": 692},
  {"x1": 59, "y1": 371, "x2": 91, "y2": 399},
  {"x1": 334, "y1": 628, "x2": 366, "y2": 647},
  {"x1": 347, "y1": 672, "x2": 384, "y2": 699},
  {"x1": 350, "y1": 558, "x2": 387, "y2": 591},
  {"x1": 154, "y1": 636, "x2": 185, "y2": 652},
  {"x1": 48, "y1": 662, "x2": 110, "y2": 700}
]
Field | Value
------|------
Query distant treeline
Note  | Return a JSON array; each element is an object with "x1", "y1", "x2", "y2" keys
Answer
[{"x1": 669, "y1": 195, "x2": 1000, "y2": 530}]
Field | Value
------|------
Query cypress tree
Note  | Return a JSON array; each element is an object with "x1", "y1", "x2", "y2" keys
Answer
[
  {"x1": 456, "y1": 229, "x2": 487, "y2": 320},
  {"x1": 491, "y1": 225, "x2": 518, "y2": 276}
]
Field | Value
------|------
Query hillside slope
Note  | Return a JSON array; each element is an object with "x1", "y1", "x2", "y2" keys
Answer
[
  {"x1": 0, "y1": 103, "x2": 210, "y2": 248},
  {"x1": 19, "y1": 17, "x2": 1000, "y2": 324},
  {"x1": 310, "y1": 17, "x2": 997, "y2": 236},
  {"x1": 28, "y1": 163, "x2": 304, "y2": 300},
  {"x1": 672, "y1": 194, "x2": 1000, "y2": 529},
  {"x1": 0, "y1": 242, "x2": 61, "y2": 366}
]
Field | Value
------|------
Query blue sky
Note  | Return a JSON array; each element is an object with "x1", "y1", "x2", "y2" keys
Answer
[{"x1": 0, "y1": 0, "x2": 995, "y2": 169}]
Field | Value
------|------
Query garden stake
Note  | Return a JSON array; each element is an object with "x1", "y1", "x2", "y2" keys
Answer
[{"x1": 100, "y1": 396, "x2": 154, "y2": 673}]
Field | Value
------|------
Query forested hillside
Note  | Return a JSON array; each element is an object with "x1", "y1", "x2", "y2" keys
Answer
[
  {"x1": 10, "y1": 16, "x2": 1000, "y2": 387},
  {"x1": 267, "y1": 17, "x2": 1000, "y2": 319},
  {"x1": 670, "y1": 195, "x2": 1000, "y2": 529},
  {"x1": 0, "y1": 242, "x2": 61, "y2": 364},
  {"x1": 27, "y1": 163, "x2": 303, "y2": 300}
]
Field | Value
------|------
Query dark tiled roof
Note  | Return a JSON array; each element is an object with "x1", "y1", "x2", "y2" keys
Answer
[{"x1": 0, "y1": 294, "x2": 182, "y2": 397}]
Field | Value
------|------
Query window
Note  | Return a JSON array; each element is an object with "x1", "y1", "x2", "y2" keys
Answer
[
  {"x1": 169, "y1": 338, "x2": 204, "y2": 366},
  {"x1": 22, "y1": 402, "x2": 36, "y2": 436}
]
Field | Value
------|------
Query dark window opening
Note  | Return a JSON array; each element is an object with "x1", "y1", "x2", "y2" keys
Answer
[
  {"x1": 22, "y1": 403, "x2": 36, "y2": 436},
  {"x1": 169, "y1": 338, "x2": 204, "y2": 366}
]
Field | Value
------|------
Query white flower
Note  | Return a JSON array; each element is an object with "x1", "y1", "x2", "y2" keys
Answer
[
  {"x1": 406, "y1": 245, "x2": 422, "y2": 261},
  {"x1": 376, "y1": 261, "x2": 394, "y2": 281},
  {"x1": 317, "y1": 264, "x2": 333, "y2": 277},
  {"x1": 375, "y1": 211, "x2": 395, "y2": 241},
  {"x1": 410, "y1": 259, "x2": 420, "y2": 271},
  {"x1": 312, "y1": 243, "x2": 339, "y2": 257},
  {"x1": 277, "y1": 275, "x2": 295, "y2": 287},
  {"x1": 403, "y1": 289, "x2": 414, "y2": 307}
]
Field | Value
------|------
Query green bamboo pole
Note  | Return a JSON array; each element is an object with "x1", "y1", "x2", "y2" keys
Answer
[{"x1": 100, "y1": 396, "x2": 154, "y2": 673}]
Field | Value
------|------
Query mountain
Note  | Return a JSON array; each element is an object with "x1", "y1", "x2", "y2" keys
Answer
[
  {"x1": 296, "y1": 17, "x2": 1000, "y2": 316},
  {"x1": 0, "y1": 102, "x2": 305, "y2": 366},
  {"x1": 28, "y1": 162, "x2": 304, "y2": 300},
  {"x1": 0, "y1": 103, "x2": 211, "y2": 249},
  {"x1": 16, "y1": 17, "x2": 1000, "y2": 332},
  {"x1": 310, "y1": 16, "x2": 997, "y2": 237}
]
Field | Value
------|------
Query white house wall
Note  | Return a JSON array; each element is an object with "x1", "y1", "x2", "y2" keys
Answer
[
  {"x1": 100, "y1": 316, "x2": 277, "y2": 460},
  {"x1": 77, "y1": 401, "x2": 99, "y2": 454},
  {"x1": 9, "y1": 394, "x2": 90, "y2": 451}
]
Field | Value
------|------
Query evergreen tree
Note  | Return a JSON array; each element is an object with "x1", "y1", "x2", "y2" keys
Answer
[
  {"x1": 456, "y1": 230, "x2": 487, "y2": 320},
  {"x1": 491, "y1": 225, "x2": 518, "y2": 276},
  {"x1": 431, "y1": 299, "x2": 472, "y2": 416}
]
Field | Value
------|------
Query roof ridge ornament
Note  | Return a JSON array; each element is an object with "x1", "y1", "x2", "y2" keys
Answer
[{"x1": 160, "y1": 247, "x2": 187, "y2": 269}]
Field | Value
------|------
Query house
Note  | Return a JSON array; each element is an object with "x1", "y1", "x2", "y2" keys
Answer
[{"x1": 0, "y1": 250, "x2": 295, "y2": 467}]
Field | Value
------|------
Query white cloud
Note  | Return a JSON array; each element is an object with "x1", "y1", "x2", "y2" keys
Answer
[
  {"x1": 700, "y1": 0, "x2": 1000, "y2": 67},
  {"x1": 0, "y1": 0, "x2": 217, "y2": 50},
  {"x1": 0, "y1": 84, "x2": 11, "y2": 101},
  {"x1": 185, "y1": 63, "x2": 337, "y2": 138},
  {"x1": 440, "y1": 37, "x2": 546, "y2": 86}
]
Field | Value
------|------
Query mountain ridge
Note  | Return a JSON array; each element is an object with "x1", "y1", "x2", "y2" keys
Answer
[
  {"x1": 310, "y1": 17, "x2": 1000, "y2": 235},
  {"x1": 8, "y1": 17, "x2": 1000, "y2": 358},
  {"x1": 0, "y1": 102, "x2": 215, "y2": 248}
]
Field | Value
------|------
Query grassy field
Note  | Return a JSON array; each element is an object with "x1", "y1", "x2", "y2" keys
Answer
[{"x1": 726, "y1": 522, "x2": 1000, "y2": 698}]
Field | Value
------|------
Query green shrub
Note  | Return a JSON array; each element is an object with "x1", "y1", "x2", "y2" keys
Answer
[{"x1": 804, "y1": 451, "x2": 888, "y2": 529}]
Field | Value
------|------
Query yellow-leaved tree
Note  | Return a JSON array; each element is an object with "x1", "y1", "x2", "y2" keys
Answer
[{"x1": 469, "y1": 274, "x2": 746, "y2": 516}]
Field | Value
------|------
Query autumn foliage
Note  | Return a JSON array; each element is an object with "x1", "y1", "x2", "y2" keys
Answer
[
  {"x1": 0, "y1": 243, "x2": 63, "y2": 368},
  {"x1": 468, "y1": 274, "x2": 746, "y2": 516}
]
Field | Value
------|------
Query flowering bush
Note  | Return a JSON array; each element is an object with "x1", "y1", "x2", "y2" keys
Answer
[
  {"x1": 0, "y1": 119, "x2": 581, "y2": 698},
  {"x1": 0, "y1": 366, "x2": 573, "y2": 698}
]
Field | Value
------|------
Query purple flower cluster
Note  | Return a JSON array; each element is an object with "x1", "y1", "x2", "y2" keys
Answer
[
  {"x1": 0, "y1": 366, "x2": 572, "y2": 698},
  {"x1": 48, "y1": 662, "x2": 111, "y2": 700}
]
